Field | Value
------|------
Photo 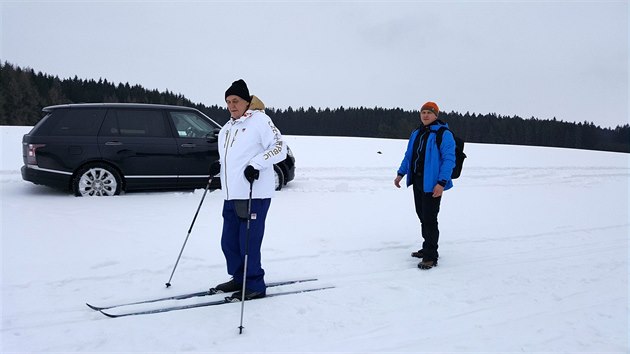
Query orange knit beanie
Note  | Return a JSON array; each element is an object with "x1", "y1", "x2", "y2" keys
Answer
[{"x1": 420, "y1": 102, "x2": 439, "y2": 116}]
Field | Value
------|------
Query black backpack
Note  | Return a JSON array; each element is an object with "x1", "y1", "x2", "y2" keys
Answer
[{"x1": 435, "y1": 127, "x2": 467, "y2": 179}]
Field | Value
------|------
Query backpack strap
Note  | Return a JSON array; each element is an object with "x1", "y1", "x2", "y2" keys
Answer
[{"x1": 435, "y1": 126, "x2": 450, "y2": 148}]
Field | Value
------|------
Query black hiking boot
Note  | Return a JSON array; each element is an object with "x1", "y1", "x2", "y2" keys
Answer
[
  {"x1": 225, "y1": 289, "x2": 266, "y2": 302},
  {"x1": 209, "y1": 279, "x2": 241, "y2": 294},
  {"x1": 411, "y1": 249, "x2": 424, "y2": 258},
  {"x1": 418, "y1": 259, "x2": 438, "y2": 270}
]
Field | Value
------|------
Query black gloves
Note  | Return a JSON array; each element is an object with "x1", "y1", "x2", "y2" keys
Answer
[
  {"x1": 244, "y1": 165, "x2": 260, "y2": 183},
  {"x1": 209, "y1": 161, "x2": 221, "y2": 176}
]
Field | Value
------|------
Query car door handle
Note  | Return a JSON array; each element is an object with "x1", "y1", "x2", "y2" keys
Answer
[
  {"x1": 181, "y1": 143, "x2": 197, "y2": 148},
  {"x1": 105, "y1": 141, "x2": 123, "y2": 146}
]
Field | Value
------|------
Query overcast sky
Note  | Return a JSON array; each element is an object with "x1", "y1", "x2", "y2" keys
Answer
[{"x1": 2, "y1": 0, "x2": 628, "y2": 128}]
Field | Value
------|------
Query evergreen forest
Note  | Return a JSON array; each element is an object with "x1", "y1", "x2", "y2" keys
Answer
[{"x1": 1, "y1": 62, "x2": 628, "y2": 153}]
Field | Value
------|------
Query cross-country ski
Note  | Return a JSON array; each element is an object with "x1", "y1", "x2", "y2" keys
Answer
[
  {"x1": 86, "y1": 278, "x2": 317, "y2": 311},
  {"x1": 99, "y1": 286, "x2": 335, "y2": 318}
]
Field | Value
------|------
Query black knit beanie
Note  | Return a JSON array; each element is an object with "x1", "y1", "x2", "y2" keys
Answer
[{"x1": 225, "y1": 79, "x2": 251, "y2": 102}]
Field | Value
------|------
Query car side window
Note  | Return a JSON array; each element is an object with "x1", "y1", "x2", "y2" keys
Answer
[
  {"x1": 169, "y1": 111, "x2": 218, "y2": 138},
  {"x1": 100, "y1": 109, "x2": 170, "y2": 137},
  {"x1": 49, "y1": 109, "x2": 106, "y2": 136}
]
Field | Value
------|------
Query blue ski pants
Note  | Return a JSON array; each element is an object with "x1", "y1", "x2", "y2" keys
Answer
[{"x1": 221, "y1": 198, "x2": 271, "y2": 292}]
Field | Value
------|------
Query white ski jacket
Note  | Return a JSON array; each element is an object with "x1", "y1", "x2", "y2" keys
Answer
[{"x1": 217, "y1": 96, "x2": 287, "y2": 200}]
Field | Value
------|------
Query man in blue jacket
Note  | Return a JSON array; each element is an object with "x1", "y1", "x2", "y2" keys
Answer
[{"x1": 394, "y1": 102, "x2": 456, "y2": 269}]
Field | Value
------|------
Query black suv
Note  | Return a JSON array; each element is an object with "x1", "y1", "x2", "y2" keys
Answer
[{"x1": 21, "y1": 103, "x2": 295, "y2": 196}]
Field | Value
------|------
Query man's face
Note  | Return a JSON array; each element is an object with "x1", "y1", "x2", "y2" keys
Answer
[
  {"x1": 226, "y1": 95, "x2": 249, "y2": 119},
  {"x1": 420, "y1": 110, "x2": 437, "y2": 126}
]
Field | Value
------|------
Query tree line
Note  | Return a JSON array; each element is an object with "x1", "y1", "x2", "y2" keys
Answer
[{"x1": 1, "y1": 61, "x2": 628, "y2": 153}]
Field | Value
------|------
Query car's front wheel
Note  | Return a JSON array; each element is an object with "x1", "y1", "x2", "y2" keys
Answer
[
  {"x1": 73, "y1": 163, "x2": 122, "y2": 196},
  {"x1": 273, "y1": 165, "x2": 285, "y2": 191}
]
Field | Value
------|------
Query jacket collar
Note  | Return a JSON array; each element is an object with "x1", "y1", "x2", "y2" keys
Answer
[
  {"x1": 421, "y1": 119, "x2": 448, "y2": 131},
  {"x1": 229, "y1": 95, "x2": 265, "y2": 123}
]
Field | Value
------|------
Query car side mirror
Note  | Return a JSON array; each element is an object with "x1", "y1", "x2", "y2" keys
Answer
[{"x1": 205, "y1": 128, "x2": 221, "y2": 142}]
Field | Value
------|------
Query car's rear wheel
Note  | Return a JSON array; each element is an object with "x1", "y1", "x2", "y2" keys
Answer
[
  {"x1": 273, "y1": 165, "x2": 285, "y2": 191},
  {"x1": 73, "y1": 163, "x2": 122, "y2": 196}
]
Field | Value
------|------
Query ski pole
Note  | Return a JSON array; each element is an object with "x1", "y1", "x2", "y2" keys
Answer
[
  {"x1": 165, "y1": 179, "x2": 212, "y2": 288},
  {"x1": 238, "y1": 180, "x2": 254, "y2": 334}
]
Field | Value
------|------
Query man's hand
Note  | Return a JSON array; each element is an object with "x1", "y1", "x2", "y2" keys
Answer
[
  {"x1": 244, "y1": 165, "x2": 260, "y2": 183},
  {"x1": 394, "y1": 175, "x2": 403, "y2": 188},
  {"x1": 209, "y1": 161, "x2": 221, "y2": 176},
  {"x1": 432, "y1": 184, "x2": 444, "y2": 198}
]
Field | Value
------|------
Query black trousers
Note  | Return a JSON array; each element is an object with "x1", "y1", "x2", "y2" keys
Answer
[{"x1": 412, "y1": 176, "x2": 441, "y2": 261}]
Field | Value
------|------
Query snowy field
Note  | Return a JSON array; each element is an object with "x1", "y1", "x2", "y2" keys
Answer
[{"x1": 1, "y1": 125, "x2": 628, "y2": 353}]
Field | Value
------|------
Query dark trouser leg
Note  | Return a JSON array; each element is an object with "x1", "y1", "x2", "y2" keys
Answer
[
  {"x1": 412, "y1": 179, "x2": 441, "y2": 261},
  {"x1": 221, "y1": 199, "x2": 271, "y2": 292}
]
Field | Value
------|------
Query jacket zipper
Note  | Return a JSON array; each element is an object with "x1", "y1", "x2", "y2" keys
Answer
[
  {"x1": 223, "y1": 128, "x2": 231, "y2": 199},
  {"x1": 413, "y1": 131, "x2": 427, "y2": 174},
  {"x1": 230, "y1": 129, "x2": 238, "y2": 147}
]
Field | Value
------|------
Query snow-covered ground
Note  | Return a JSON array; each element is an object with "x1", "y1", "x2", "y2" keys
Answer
[{"x1": 1, "y1": 125, "x2": 628, "y2": 353}]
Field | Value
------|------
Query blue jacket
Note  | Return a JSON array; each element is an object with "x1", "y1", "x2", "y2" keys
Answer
[{"x1": 397, "y1": 121, "x2": 456, "y2": 192}]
